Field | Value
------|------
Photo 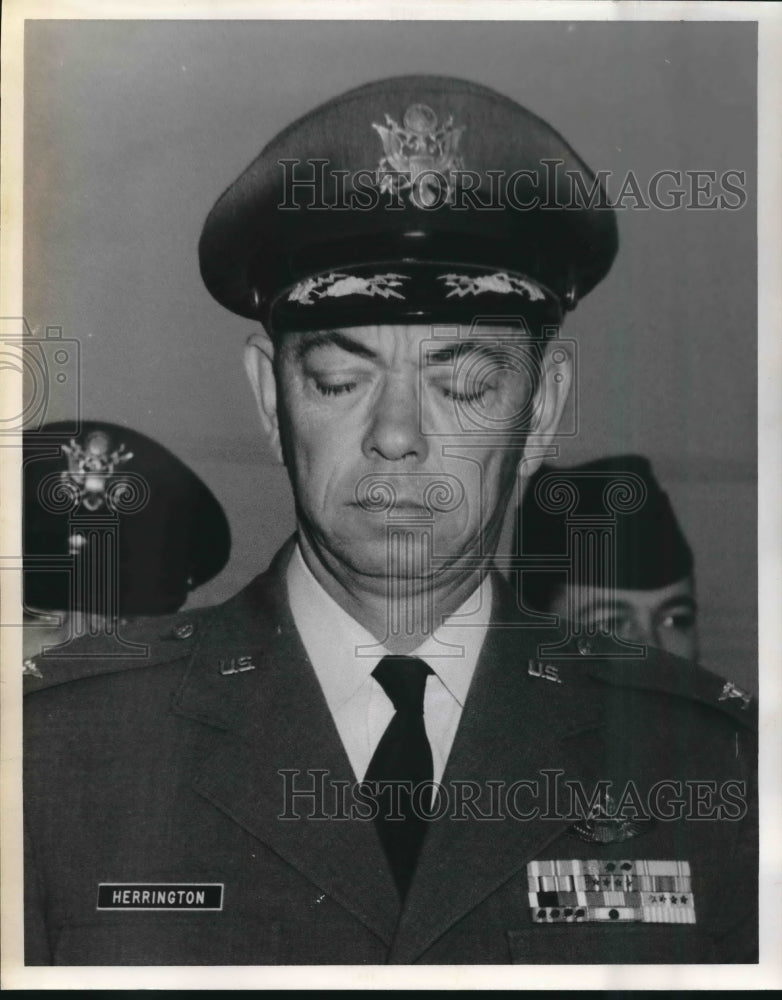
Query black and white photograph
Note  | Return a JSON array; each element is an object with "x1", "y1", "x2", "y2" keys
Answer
[{"x1": 1, "y1": 1, "x2": 779, "y2": 990}]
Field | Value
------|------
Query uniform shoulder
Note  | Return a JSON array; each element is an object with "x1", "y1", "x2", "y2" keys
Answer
[
  {"x1": 546, "y1": 634, "x2": 757, "y2": 733},
  {"x1": 22, "y1": 564, "x2": 285, "y2": 696},
  {"x1": 23, "y1": 604, "x2": 215, "y2": 696}
]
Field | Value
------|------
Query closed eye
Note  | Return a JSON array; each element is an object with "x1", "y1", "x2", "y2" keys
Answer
[
  {"x1": 439, "y1": 383, "x2": 491, "y2": 403},
  {"x1": 314, "y1": 380, "x2": 358, "y2": 397}
]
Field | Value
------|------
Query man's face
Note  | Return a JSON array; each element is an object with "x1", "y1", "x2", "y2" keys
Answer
[
  {"x1": 249, "y1": 324, "x2": 568, "y2": 589},
  {"x1": 548, "y1": 576, "x2": 699, "y2": 661}
]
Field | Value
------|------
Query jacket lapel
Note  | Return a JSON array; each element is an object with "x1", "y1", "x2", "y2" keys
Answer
[
  {"x1": 172, "y1": 547, "x2": 603, "y2": 960},
  {"x1": 388, "y1": 576, "x2": 604, "y2": 964},
  {"x1": 171, "y1": 543, "x2": 401, "y2": 946}
]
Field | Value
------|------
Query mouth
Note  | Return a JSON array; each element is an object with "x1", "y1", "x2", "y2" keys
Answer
[
  {"x1": 351, "y1": 472, "x2": 466, "y2": 517},
  {"x1": 349, "y1": 498, "x2": 430, "y2": 513}
]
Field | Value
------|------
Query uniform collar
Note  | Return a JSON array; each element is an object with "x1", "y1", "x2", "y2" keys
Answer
[{"x1": 286, "y1": 543, "x2": 492, "y2": 711}]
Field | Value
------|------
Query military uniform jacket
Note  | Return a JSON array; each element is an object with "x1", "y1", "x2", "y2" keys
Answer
[{"x1": 24, "y1": 542, "x2": 757, "y2": 965}]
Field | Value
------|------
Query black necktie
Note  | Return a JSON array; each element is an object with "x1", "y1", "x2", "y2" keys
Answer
[{"x1": 365, "y1": 655, "x2": 434, "y2": 898}]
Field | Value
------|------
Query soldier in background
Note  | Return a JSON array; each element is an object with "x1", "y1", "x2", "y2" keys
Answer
[
  {"x1": 517, "y1": 454, "x2": 699, "y2": 661},
  {"x1": 23, "y1": 420, "x2": 231, "y2": 668}
]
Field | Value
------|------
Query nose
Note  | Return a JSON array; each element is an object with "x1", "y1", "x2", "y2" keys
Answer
[{"x1": 362, "y1": 373, "x2": 428, "y2": 463}]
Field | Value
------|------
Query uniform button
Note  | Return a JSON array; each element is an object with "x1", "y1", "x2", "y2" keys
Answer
[
  {"x1": 577, "y1": 637, "x2": 594, "y2": 656},
  {"x1": 173, "y1": 622, "x2": 195, "y2": 640}
]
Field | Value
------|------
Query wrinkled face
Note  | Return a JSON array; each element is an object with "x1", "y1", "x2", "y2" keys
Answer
[
  {"x1": 250, "y1": 324, "x2": 568, "y2": 586},
  {"x1": 548, "y1": 577, "x2": 699, "y2": 661}
]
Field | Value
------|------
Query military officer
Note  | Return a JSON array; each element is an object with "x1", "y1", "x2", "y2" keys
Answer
[
  {"x1": 22, "y1": 420, "x2": 231, "y2": 664},
  {"x1": 24, "y1": 75, "x2": 757, "y2": 966},
  {"x1": 517, "y1": 454, "x2": 700, "y2": 661}
]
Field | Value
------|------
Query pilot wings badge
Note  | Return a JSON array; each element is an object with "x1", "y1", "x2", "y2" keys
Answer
[
  {"x1": 568, "y1": 790, "x2": 656, "y2": 845},
  {"x1": 373, "y1": 102, "x2": 465, "y2": 209}
]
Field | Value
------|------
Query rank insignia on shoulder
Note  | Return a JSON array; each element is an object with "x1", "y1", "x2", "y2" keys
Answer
[
  {"x1": 567, "y1": 791, "x2": 655, "y2": 844},
  {"x1": 718, "y1": 680, "x2": 752, "y2": 710},
  {"x1": 527, "y1": 859, "x2": 696, "y2": 924},
  {"x1": 23, "y1": 658, "x2": 44, "y2": 679}
]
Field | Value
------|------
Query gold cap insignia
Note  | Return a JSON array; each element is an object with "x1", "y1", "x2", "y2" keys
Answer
[
  {"x1": 373, "y1": 103, "x2": 465, "y2": 208},
  {"x1": 60, "y1": 430, "x2": 133, "y2": 513}
]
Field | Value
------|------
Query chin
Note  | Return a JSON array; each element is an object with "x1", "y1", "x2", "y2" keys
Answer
[{"x1": 338, "y1": 531, "x2": 483, "y2": 584}]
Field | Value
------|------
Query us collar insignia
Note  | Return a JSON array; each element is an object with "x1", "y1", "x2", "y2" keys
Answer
[
  {"x1": 567, "y1": 790, "x2": 655, "y2": 844},
  {"x1": 527, "y1": 660, "x2": 562, "y2": 684},
  {"x1": 60, "y1": 430, "x2": 133, "y2": 512},
  {"x1": 217, "y1": 654, "x2": 256, "y2": 676},
  {"x1": 373, "y1": 102, "x2": 465, "y2": 208}
]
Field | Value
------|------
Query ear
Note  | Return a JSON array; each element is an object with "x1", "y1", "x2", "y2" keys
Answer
[
  {"x1": 519, "y1": 339, "x2": 573, "y2": 479},
  {"x1": 244, "y1": 325, "x2": 283, "y2": 464}
]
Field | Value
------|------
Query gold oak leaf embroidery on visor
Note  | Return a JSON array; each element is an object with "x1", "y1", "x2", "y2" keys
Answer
[
  {"x1": 287, "y1": 272, "x2": 410, "y2": 305},
  {"x1": 439, "y1": 272, "x2": 547, "y2": 300}
]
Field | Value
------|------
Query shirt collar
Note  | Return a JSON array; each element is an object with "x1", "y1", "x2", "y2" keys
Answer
[{"x1": 286, "y1": 543, "x2": 492, "y2": 712}]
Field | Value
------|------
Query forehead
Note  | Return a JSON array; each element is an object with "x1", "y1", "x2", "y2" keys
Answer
[{"x1": 567, "y1": 577, "x2": 695, "y2": 613}]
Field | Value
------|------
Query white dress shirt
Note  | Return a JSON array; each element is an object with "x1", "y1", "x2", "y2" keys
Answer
[{"x1": 286, "y1": 544, "x2": 492, "y2": 785}]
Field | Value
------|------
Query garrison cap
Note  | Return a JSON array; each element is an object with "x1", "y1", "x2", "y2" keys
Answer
[
  {"x1": 199, "y1": 74, "x2": 618, "y2": 334},
  {"x1": 519, "y1": 455, "x2": 694, "y2": 610},
  {"x1": 24, "y1": 421, "x2": 231, "y2": 616}
]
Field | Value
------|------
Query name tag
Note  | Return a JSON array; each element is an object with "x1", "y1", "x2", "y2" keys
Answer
[{"x1": 97, "y1": 883, "x2": 224, "y2": 911}]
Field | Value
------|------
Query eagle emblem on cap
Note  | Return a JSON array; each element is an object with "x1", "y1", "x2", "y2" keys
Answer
[
  {"x1": 60, "y1": 430, "x2": 133, "y2": 513},
  {"x1": 373, "y1": 103, "x2": 465, "y2": 208}
]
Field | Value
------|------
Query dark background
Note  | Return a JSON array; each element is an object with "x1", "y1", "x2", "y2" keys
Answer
[{"x1": 23, "y1": 20, "x2": 757, "y2": 689}]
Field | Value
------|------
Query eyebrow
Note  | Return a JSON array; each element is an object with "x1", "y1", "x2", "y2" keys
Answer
[
  {"x1": 294, "y1": 332, "x2": 534, "y2": 367},
  {"x1": 425, "y1": 340, "x2": 530, "y2": 365},
  {"x1": 655, "y1": 595, "x2": 698, "y2": 615},
  {"x1": 573, "y1": 599, "x2": 634, "y2": 617},
  {"x1": 296, "y1": 330, "x2": 378, "y2": 362}
]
